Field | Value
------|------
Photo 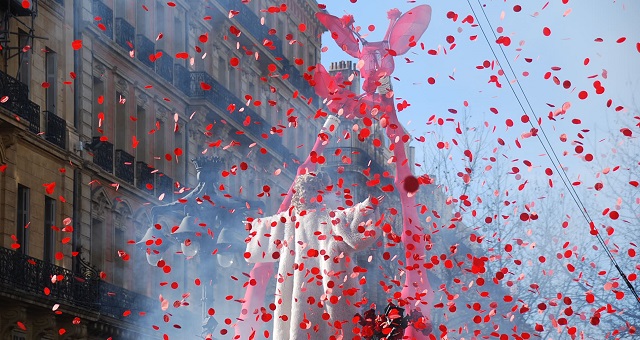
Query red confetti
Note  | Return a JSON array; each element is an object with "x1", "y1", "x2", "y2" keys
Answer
[
  {"x1": 71, "y1": 40, "x2": 83, "y2": 50},
  {"x1": 578, "y1": 91, "x2": 588, "y2": 99},
  {"x1": 43, "y1": 182, "x2": 56, "y2": 195},
  {"x1": 543, "y1": 27, "x2": 551, "y2": 36}
]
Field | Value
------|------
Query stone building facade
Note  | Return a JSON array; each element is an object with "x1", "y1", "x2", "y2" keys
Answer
[{"x1": 0, "y1": 0, "x2": 324, "y2": 338}]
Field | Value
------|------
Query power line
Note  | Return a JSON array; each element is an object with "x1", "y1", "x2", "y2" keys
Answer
[{"x1": 464, "y1": 0, "x2": 640, "y2": 305}]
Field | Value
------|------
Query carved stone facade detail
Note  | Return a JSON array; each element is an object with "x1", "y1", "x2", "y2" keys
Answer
[
  {"x1": 93, "y1": 62, "x2": 106, "y2": 79},
  {"x1": 91, "y1": 188, "x2": 112, "y2": 219},
  {"x1": 155, "y1": 105, "x2": 170, "y2": 122},
  {"x1": 115, "y1": 76, "x2": 129, "y2": 94},
  {"x1": 136, "y1": 91, "x2": 149, "y2": 108}
]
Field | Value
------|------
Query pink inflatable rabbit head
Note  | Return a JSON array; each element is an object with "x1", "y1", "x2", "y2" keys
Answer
[{"x1": 316, "y1": 5, "x2": 432, "y2": 95}]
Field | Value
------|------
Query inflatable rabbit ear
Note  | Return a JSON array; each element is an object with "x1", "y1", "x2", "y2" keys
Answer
[
  {"x1": 389, "y1": 5, "x2": 432, "y2": 56},
  {"x1": 312, "y1": 63, "x2": 334, "y2": 98},
  {"x1": 316, "y1": 12, "x2": 361, "y2": 58}
]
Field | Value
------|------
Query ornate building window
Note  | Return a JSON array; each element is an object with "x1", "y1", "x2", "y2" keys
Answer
[
  {"x1": 90, "y1": 189, "x2": 112, "y2": 270},
  {"x1": 153, "y1": 110, "x2": 166, "y2": 173},
  {"x1": 135, "y1": 94, "x2": 149, "y2": 164},
  {"x1": 43, "y1": 196, "x2": 56, "y2": 264},
  {"x1": 154, "y1": 1, "x2": 165, "y2": 50},
  {"x1": 16, "y1": 184, "x2": 30, "y2": 255},
  {"x1": 114, "y1": 91, "x2": 131, "y2": 151},
  {"x1": 18, "y1": 29, "x2": 31, "y2": 87},
  {"x1": 92, "y1": 65, "x2": 106, "y2": 135},
  {"x1": 136, "y1": 0, "x2": 148, "y2": 37},
  {"x1": 45, "y1": 48, "x2": 58, "y2": 114},
  {"x1": 217, "y1": 56, "x2": 226, "y2": 85},
  {"x1": 175, "y1": 119, "x2": 186, "y2": 184}
]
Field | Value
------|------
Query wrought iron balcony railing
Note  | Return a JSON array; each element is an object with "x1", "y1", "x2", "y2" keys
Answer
[
  {"x1": 115, "y1": 149, "x2": 135, "y2": 185},
  {"x1": 44, "y1": 111, "x2": 66, "y2": 149},
  {"x1": 92, "y1": 0, "x2": 113, "y2": 39},
  {"x1": 0, "y1": 70, "x2": 41, "y2": 133},
  {"x1": 136, "y1": 161, "x2": 154, "y2": 193},
  {"x1": 189, "y1": 71, "x2": 294, "y2": 164},
  {"x1": 282, "y1": 63, "x2": 316, "y2": 102},
  {"x1": 0, "y1": 246, "x2": 155, "y2": 321},
  {"x1": 24, "y1": 100, "x2": 41, "y2": 134},
  {"x1": 155, "y1": 50, "x2": 173, "y2": 83},
  {"x1": 173, "y1": 63, "x2": 190, "y2": 95},
  {"x1": 216, "y1": 0, "x2": 284, "y2": 59},
  {"x1": 136, "y1": 34, "x2": 155, "y2": 69},
  {"x1": 189, "y1": 71, "x2": 216, "y2": 99},
  {"x1": 91, "y1": 137, "x2": 114, "y2": 173},
  {"x1": 115, "y1": 17, "x2": 135, "y2": 52}
]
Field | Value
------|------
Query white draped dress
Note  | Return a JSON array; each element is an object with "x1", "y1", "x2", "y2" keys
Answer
[{"x1": 245, "y1": 198, "x2": 378, "y2": 339}]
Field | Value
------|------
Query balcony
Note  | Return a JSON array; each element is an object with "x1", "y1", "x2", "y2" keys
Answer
[
  {"x1": 0, "y1": 70, "x2": 40, "y2": 133},
  {"x1": 91, "y1": 137, "x2": 114, "y2": 173},
  {"x1": 136, "y1": 34, "x2": 155, "y2": 69},
  {"x1": 136, "y1": 161, "x2": 154, "y2": 193},
  {"x1": 0, "y1": 246, "x2": 155, "y2": 321},
  {"x1": 92, "y1": 0, "x2": 113, "y2": 39},
  {"x1": 189, "y1": 71, "x2": 294, "y2": 163},
  {"x1": 24, "y1": 101, "x2": 41, "y2": 134},
  {"x1": 115, "y1": 149, "x2": 135, "y2": 185},
  {"x1": 115, "y1": 18, "x2": 135, "y2": 52},
  {"x1": 173, "y1": 63, "x2": 190, "y2": 95},
  {"x1": 282, "y1": 63, "x2": 316, "y2": 102},
  {"x1": 155, "y1": 50, "x2": 173, "y2": 83},
  {"x1": 215, "y1": 0, "x2": 283, "y2": 59},
  {"x1": 44, "y1": 111, "x2": 66, "y2": 149},
  {"x1": 0, "y1": 0, "x2": 35, "y2": 16}
]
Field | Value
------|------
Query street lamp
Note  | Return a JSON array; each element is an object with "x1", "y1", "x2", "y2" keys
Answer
[
  {"x1": 135, "y1": 224, "x2": 173, "y2": 266},
  {"x1": 172, "y1": 215, "x2": 202, "y2": 257},
  {"x1": 137, "y1": 156, "x2": 263, "y2": 338}
]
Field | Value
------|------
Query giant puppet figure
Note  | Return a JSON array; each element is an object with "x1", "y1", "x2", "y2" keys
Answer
[
  {"x1": 235, "y1": 5, "x2": 433, "y2": 339},
  {"x1": 313, "y1": 5, "x2": 434, "y2": 339}
]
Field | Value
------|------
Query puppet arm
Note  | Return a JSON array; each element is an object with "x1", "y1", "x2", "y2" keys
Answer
[
  {"x1": 332, "y1": 197, "x2": 380, "y2": 251},
  {"x1": 244, "y1": 210, "x2": 290, "y2": 263}
]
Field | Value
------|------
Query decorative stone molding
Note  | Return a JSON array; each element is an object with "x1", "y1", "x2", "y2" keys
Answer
[
  {"x1": 91, "y1": 188, "x2": 112, "y2": 219},
  {"x1": 93, "y1": 63, "x2": 106, "y2": 79},
  {"x1": 241, "y1": 68, "x2": 252, "y2": 85},
  {"x1": 211, "y1": 43, "x2": 221, "y2": 59},
  {"x1": 30, "y1": 313, "x2": 56, "y2": 339},
  {"x1": 0, "y1": 304, "x2": 27, "y2": 338},
  {"x1": 155, "y1": 105, "x2": 170, "y2": 123},
  {"x1": 115, "y1": 76, "x2": 129, "y2": 94},
  {"x1": 136, "y1": 92, "x2": 149, "y2": 108},
  {"x1": 113, "y1": 200, "x2": 133, "y2": 231},
  {"x1": 0, "y1": 127, "x2": 17, "y2": 158},
  {"x1": 59, "y1": 324, "x2": 88, "y2": 340}
]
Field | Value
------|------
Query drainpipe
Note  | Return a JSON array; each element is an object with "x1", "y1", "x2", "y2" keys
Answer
[{"x1": 71, "y1": 0, "x2": 83, "y2": 271}]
